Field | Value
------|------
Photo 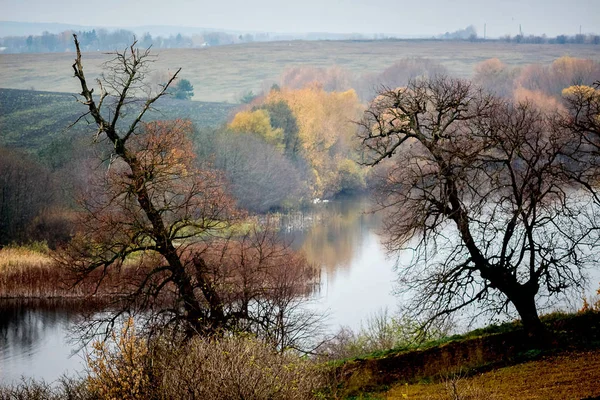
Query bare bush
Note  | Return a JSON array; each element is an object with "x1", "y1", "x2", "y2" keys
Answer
[
  {"x1": 471, "y1": 58, "x2": 518, "y2": 98},
  {"x1": 214, "y1": 132, "x2": 310, "y2": 212},
  {"x1": 159, "y1": 335, "x2": 326, "y2": 400},
  {"x1": 279, "y1": 65, "x2": 355, "y2": 92},
  {"x1": 0, "y1": 377, "x2": 92, "y2": 400},
  {"x1": 0, "y1": 147, "x2": 59, "y2": 246},
  {"x1": 436, "y1": 373, "x2": 499, "y2": 400},
  {"x1": 356, "y1": 58, "x2": 448, "y2": 101},
  {"x1": 516, "y1": 57, "x2": 600, "y2": 97}
]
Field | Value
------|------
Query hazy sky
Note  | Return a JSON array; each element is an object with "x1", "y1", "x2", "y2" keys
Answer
[{"x1": 2, "y1": 0, "x2": 598, "y2": 37}]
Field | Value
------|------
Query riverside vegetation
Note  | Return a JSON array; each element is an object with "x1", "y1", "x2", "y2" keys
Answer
[
  {"x1": 1, "y1": 308, "x2": 600, "y2": 399},
  {"x1": 2, "y1": 34, "x2": 600, "y2": 399}
]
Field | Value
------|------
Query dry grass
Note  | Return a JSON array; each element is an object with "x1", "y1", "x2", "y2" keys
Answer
[
  {"x1": 0, "y1": 246, "x2": 52, "y2": 269},
  {"x1": 0, "y1": 246, "x2": 138, "y2": 299},
  {"x1": 384, "y1": 350, "x2": 600, "y2": 400},
  {"x1": 0, "y1": 41, "x2": 598, "y2": 102},
  {"x1": 0, "y1": 245, "x2": 62, "y2": 298}
]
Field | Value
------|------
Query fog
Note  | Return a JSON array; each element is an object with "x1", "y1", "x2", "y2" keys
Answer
[{"x1": 2, "y1": 0, "x2": 598, "y2": 38}]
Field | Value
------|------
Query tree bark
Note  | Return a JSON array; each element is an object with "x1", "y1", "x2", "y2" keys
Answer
[{"x1": 508, "y1": 287, "x2": 547, "y2": 341}]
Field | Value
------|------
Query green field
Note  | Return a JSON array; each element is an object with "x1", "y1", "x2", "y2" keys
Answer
[
  {"x1": 0, "y1": 40, "x2": 598, "y2": 103},
  {"x1": 0, "y1": 88, "x2": 237, "y2": 151}
]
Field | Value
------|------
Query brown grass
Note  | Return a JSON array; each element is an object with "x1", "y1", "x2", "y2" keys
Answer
[
  {"x1": 0, "y1": 246, "x2": 138, "y2": 299},
  {"x1": 0, "y1": 246, "x2": 63, "y2": 298},
  {"x1": 384, "y1": 350, "x2": 600, "y2": 400},
  {"x1": 0, "y1": 41, "x2": 598, "y2": 102}
]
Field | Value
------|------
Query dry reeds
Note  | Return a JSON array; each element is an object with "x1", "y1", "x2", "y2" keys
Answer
[
  {"x1": 0, "y1": 245, "x2": 140, "y2": 300},
  {"x1": 0, "y1": 245, "x2": 64, "y2": 298}
]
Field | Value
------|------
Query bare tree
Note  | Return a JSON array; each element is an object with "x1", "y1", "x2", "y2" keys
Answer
[
  {"x1": 562, "y1": 83, "x2": 600, "y2": 146},
  {"x1": 358, "y1": 77, "x2": 597, "y2": 339},
  {"x1": 61, "y1": 35, "x2": 320, "y2": 347},
  {"x1": 559, "y1": 83, "x2": 600, "y2": 205}
]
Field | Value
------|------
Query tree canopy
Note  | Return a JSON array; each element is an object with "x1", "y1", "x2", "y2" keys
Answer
[
  {"x1": 359, "y1": 76, "x2": 599, "y2": 339},
  {"x1": 61, "y1": 35, "x2": 320, "y2": 349}
]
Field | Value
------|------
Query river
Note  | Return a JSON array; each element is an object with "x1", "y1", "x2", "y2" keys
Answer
[
  {"x1": 0, "y1": 196, "x2": 400, "y2": 384},
  {"x1": 2, "y1": 195, "x2": 598, "y2": 384}
]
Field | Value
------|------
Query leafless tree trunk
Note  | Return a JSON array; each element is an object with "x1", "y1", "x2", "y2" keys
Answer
[
  {"x1": 61, "y1": 35, "x2": 321, "y2": 349},
  {"x1": 359, "y1": 77, "x2": 598, "y2": 339}
]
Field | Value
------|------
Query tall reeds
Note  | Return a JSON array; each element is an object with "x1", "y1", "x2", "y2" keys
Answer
[{"x1": 0, "y1": 244, "x2": 137, "y2": 299}]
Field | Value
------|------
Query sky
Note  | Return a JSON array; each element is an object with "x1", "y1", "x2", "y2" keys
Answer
[{"x1": 2, "y1": 0, "x2": 599, "y2": 38}]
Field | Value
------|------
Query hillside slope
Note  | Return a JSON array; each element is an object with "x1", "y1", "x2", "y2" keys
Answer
[{"x1": 0, "y1": 88, "x2": 236, "y2": 151}]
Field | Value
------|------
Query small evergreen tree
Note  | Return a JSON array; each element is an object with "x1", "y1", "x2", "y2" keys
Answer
[{"x1": 173, "y1": 78, "x2": 194, "y2": 100}]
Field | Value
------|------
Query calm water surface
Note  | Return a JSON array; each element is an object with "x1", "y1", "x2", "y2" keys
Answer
[
  {"x1": 5, "y1": 197, "x2": 596, "y2": 383},
  {"x1": 0, "y1": 301, "x2": 90, "y2": 384},
  {"x1": 0, "y1": 197, "x2": 400, "y2": 384}
]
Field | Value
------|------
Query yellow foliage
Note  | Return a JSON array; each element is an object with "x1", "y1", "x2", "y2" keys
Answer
[
  {"x1": 86, "y1": 317, "x2": 152, "y2": 400},
  {"x1": 562, "y1": 85, "x2": 599, "y2": 101},
  {"x1": 229, "y1": 109, "x2": 284, "y2": 148},
  {"x1": 266, "y1": 86, "x2": 365, "y2": 196},
  {"x1": 579, "y1": 283, "x2": 600, "y2": 313},
  {"x1": 552, "y1": 56, "x2": 595, "y2": 77}
]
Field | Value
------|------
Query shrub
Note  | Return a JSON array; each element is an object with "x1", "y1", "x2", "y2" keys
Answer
[
  {"x1": 86, "y1": 317, "x2": 155, "y2": 400},
  {"x1": 159, "y1": 335, "x2": 326, "y2": 400},
  {"x1": 0, "y1": 377, "x2": 92, "y2": 400},
  {"x1": 84, "y1": 317, "x2": 327, "y2": 399}
]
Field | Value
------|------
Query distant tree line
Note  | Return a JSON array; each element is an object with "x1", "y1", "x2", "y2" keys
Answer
[
  {"x1": 437, "y1": 25, "x2": 600, "y2": 44},
  {"x1": 1, "y1": 27, "x2": 598, "y2": 54},
  {"x1": 499, "y1": 32, "x2": 600, "y2": 45},
  {"x1": 0, "y1": 29, "x2": 254, "y2": 54}
]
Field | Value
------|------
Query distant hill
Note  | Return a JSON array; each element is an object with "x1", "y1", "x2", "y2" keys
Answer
[
  {"x1": 0, "y1": 21, "x2": 93, "y2": 37},
  {"x1": 0, "y1": 88, "x2": 237, "y2": 152}
]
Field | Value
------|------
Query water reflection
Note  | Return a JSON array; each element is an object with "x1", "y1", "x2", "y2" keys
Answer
[
  {"x1": 0, "y1": 300, "x2": 94, "y2": 384},
  {"x1": 280, "y1": 196, "x2": 400, "y2": 330},
  {"x1": 0, "y1": 196, "x2": 399, "y2": 384},
  {"x1": 281, "y1": 196, "x2": 382, "y2": 280}
]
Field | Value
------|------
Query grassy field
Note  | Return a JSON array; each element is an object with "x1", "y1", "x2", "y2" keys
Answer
[
  {"x1": 0, "y1": 40, "x2": 598, "y2": 103},
  {"x1": 383, "y1": 350, "x2": 600, "y2": 399},
  {"x1": 0, "y1": 88, "x2": 237, "y2": 151},
  {"x1": 335, "y1": 311, "x2": 600, "y2": 399}
]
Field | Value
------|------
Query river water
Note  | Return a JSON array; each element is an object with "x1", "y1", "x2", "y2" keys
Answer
[
  {"x1": 2, "y1": 196, "x2": 598, "y2": 384},
  {"x1": 0, "y1": 196, "x2": 400, "y2": 384}
]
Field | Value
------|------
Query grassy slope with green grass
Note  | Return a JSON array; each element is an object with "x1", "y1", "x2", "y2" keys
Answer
[
  {"x1": 337, "y1": 311, "x2": 600, "y2": 399},
  {"x1": 0, "y1": 88, "x2": 237, "y2": 152}
]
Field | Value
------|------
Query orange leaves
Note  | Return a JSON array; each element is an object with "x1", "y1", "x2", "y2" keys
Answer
[
  {"x1": 66, "y1": 117, "x2": 238, "y2": 276},
  {"x1": 513, "y1": 87, "x2": 565, "y2": 113}
]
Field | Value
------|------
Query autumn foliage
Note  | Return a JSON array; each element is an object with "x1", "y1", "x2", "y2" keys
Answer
[
  {"x1": 259, "y1": 85, "x2": 365, "y2": 197},
  {"x1": 471, "y1": 56, "x2": 600, "y2": 107}
]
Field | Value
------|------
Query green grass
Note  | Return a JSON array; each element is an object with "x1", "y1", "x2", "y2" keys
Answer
[
  {"x1": 342, "y1": 311, "x2": 597, "y2": 364},
  {"x1": 334, "y1": 311, "x2": 600, "y2": 399},
  {"x1": 1, "y1": 40, "x2": 598, "y2": 103},
  {"x1": 0, "y1": 88, "x2": 237, "y2": 152}
]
